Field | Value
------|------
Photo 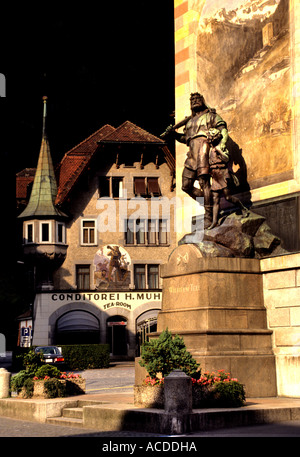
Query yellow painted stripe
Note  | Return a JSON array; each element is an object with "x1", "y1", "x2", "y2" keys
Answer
[
  {"x1": 175, "y1": 83, "x2": 187, "y2": 98},
  {"x1": 183, "y1": 10, "x2": 200, "y2": 25},
  {"x1": 86, "y1": 385, "x2": 133, "y2": 392},
  {"x1": 175, "y1": 24, "x2": 190, "y2": 42},
  {"x1": 174, "y1": 0, "x2": 185, "y2": 8}
]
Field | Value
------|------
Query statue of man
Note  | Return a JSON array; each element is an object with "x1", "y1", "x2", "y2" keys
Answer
[{"x1": 163, "y1": 92, "x2": 228, "y2": 228}]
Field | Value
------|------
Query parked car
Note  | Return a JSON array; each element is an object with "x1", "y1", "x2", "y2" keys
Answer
[{"x1": 35, "y1": 346, "x2": 65, "y2": 366}]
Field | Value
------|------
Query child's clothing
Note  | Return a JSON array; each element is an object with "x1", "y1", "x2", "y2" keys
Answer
[{"x1": 209, "y1": 146, "x2": 231, "y2": 191}]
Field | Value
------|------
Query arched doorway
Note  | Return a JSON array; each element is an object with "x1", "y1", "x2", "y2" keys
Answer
[
  {"x1": 56, "y1": 310, "x2": 100, "y2": 344},
  {"x1": 106, "y1": 315, "x2": 128, "y2": 356},
  {"x1": 136, "y1": 309, "x2": 159, "y2": 356}
]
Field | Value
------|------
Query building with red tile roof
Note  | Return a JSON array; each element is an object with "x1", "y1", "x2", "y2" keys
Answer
[{"x1": 17, "y1": 109, "x2": 176, "y2": 356}]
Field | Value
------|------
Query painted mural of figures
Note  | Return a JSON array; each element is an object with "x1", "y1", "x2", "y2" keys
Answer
[
  {"x1": 94, "y1": 248, "x2": 110, "y2": 288},
  {"x1": 94, "y1": 245, "x2": 130, "y2": 290},
  {"x1": 107, "y1": 245, "x2": 122, "y2": 282}
]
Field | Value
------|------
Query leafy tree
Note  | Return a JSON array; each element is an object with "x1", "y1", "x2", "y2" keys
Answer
[
  {"x1": 139, "y1": 328, "x2": 200, "y2": 378},
  {"x1": 22, "y1": 350, "x2": 43, "y2": 374}
]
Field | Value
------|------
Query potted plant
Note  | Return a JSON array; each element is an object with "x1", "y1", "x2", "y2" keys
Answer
[{"x1": 134, "y1": 328, "x2": 200, "y2": 408}]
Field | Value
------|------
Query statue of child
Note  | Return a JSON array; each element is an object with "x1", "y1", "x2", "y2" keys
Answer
[{"x1": 207, "y1": 128, "x2": 249, "y2": 230}]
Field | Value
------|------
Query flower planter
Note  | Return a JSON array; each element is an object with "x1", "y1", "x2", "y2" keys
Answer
[
  {"x1": 18, "y1": 377, "x2": 86, "y2": 399},
  {"x1": 134, "y1": 382, "x2": 245, "y2": 409},
  {"x1": 65, "y1": 377, "x2": 86, "y2": 396},
  {"x1": 134, "y1": 385, "x2": 164, "y2": 408},
  {"x1": 134, "y1": 384, "x2": 211, "y2": 409}
]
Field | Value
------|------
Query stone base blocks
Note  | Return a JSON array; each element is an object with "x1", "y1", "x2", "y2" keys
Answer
[
  {"x1": 157, "y1": 244, "x2": 277, "y2": 398},
  {"x1": 262, "y1": 253, "x2": 300, "y2": 397}
]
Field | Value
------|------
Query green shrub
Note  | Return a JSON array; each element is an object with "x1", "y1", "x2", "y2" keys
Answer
[
  {"x1": 12, "y1": 347, "x2": 32, "y2": 372},
  {"x1": 61, "y1": 344, "x2": 110, "y2": 370},
  {"x1": 213, "y1": 380, "x2": 246, "y2": 407},
  {"x1": 23, "y1": 378, "x2": 34, "y2": 398},
  {"x1": 139, "y1": 328, "x2": 200, "y2": 378},
  {"x1": 44, "y1": 378, "x2": 66, "y2": 398},
  {"x1": 34, "y1": 365, "x2": 61, "y2": 379},
  {"x1": 10, "y1": 370, "x2": 32, "y2": 394},
  {"x1": 192, "y1": 371, "x2": 246, "y2": 408},
  {"x1": 12, "y1": 347, "x2": 43, "y2": 373},
  {"x1": 22, "y1": 349, "x2": 43, "y2": 373}
]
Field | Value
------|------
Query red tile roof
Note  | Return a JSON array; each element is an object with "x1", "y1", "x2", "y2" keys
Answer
[
  {"x1": 99, "y1": 120, "x2": 165, "y2": 144},
  {"x1": 16, "y1": 169, "x2": 36, "y2": 200},
  {"x1": 17, "y1": 121, "x2": 174, "y2": 208},
  {"x1": 55, "y1": 125, "x2": 115, "y2": 205}
]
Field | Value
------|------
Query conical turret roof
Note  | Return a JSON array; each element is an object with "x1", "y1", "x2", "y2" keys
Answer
[{"x1": 19, "y1": 97, "x2": 66, "y2": 219}]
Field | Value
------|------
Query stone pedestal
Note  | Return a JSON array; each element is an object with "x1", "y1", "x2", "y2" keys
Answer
[
  {"x1": 157, "y1": 244, "x2": 277, "y2": 398},
  {"x1": 164, "y1": 370, "x2": 192, "y2": 414},
  {"x1": 0, "y1": 369, "x2": 10, "y2": 398}
]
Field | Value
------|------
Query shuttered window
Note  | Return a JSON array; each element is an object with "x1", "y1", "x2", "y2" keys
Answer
[
  {"x1": 134, "y1": 178, "x2": 147, "y2": 196},
  {"x1": 134, "y1": 177, "x2": 161, "y2": 197},
  {"x1": 147, "y1": 177, "x2": 160, "y2": 196}
]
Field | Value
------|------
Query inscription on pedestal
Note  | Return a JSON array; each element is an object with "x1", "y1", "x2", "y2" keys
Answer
[{"x1": 157, "y1": 244, "x2": 277, "y2": 397}]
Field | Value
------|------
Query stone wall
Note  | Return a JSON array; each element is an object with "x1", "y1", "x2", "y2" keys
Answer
[{"x1": 261, "y1": 253, "x2": 300, "y2": 396}]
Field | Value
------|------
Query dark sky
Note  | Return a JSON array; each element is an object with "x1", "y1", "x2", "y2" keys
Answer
[{"x1": 1, "y1": 2, "x2": 175, "y2": 172}]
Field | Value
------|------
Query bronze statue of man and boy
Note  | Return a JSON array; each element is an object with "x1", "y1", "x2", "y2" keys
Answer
[{"x1": 162, "y1": 92, "x2": 249, "y2": 229}]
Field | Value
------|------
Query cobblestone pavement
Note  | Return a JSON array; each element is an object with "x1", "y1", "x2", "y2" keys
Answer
[{"x1": 80, "y1": 361, "x2": 135, "y2": 394}]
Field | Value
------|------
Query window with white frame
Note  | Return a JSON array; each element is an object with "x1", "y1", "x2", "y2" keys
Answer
[
  {"x1": 40, "y1": 221, "x2": 52, "y2": 243},
  {"x1": 56, "y1": 222, "x2": 66, "y2": 244},
  {"x1": 81, "y1": 219, "x2": 97, "y2": 245},
  {"x1": 124, "y1": 219, "x2": 168, "y2": 245},
  {"x1": 24, "y1": 222, "x2": 34, "y2": 244}
]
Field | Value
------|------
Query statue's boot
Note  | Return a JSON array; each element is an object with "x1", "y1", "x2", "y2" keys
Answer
[{"x1": 204, "y1": 205, "x2": 213, "y2": 229}]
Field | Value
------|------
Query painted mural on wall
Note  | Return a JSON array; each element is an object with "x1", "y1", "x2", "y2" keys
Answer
[
  {"x1": 94, "y1": 245, "x2": 131, "y2": 290},
  {"x1": 197, "y1": 0, "x2": 292, "y2": 191}
]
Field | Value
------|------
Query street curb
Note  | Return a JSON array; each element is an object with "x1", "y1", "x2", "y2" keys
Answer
[{"x1": 1, "y1": 396, "x2": 300, "y2": 434}]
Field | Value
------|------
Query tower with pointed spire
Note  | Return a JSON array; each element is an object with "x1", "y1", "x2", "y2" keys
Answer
[{"x1": 18, "y1": 96, "x2": 68, "y2": 290}]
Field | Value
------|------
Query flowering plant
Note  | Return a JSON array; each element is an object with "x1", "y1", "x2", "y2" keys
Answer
[
  {"x1": 192, "y1": 369, "x2": 238, "y2": 387},
  {"x1": 33, "y1": 375, "x2": 51, "y2": 381},
  {"x1": 192, "y1": 370, "x2": 245, "y2": 407},
  {"x1": 33, "y1": 371, "x2": 81, "y2": 381},
  {"x1": 143, "y1": 376, "x2": 164, "y2": 386},
  {"x1": 142, "y1": 369, "x2": 245, "y2": 408},
  {"x1": 59, "y1": 372, "x2": 81, "y2": 379}
]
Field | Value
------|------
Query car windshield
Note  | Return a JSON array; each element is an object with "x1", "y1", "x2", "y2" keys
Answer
[{"x1": 36, "y1": 347, "x2": 60, "y2": 355}]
